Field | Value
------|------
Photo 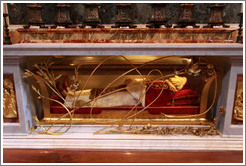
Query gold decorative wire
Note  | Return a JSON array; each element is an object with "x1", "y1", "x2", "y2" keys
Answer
[{"x1": 24, "y1": 55, "x2": 219, "y2": 136}]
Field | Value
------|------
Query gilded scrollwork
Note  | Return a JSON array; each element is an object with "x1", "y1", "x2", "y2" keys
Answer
[
  {"x1": 3, "y1": 75, "x2": 18, "y2": 119},
  {"x1": 233, "y1": 92, "x2": 243, "y2": 121},
  {"x1": 232, "y1": 75, "x2": 243, "y2": 122},
  {"x1": 95, "y1": 123, "x2": 219, "y2": 136}
]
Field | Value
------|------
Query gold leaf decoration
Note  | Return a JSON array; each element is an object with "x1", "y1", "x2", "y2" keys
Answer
[{"x1": 3, "y1": 76, "x2": 18, "y2": 119}]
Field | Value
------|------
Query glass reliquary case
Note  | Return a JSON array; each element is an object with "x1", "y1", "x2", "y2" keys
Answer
[{"x1": 21, "y1": 55, "x2": 226, "y2": 135}]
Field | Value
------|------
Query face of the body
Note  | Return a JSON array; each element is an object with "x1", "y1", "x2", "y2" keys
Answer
[{"x1": 168, "y1": 75, "x2": 187, "y2": 91}]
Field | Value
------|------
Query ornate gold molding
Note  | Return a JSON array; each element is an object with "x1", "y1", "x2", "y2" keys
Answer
[
  {"x1": 233, "y1": 75, "x2": 243, "y2": 122},
  {"x1": 3, "y1": 75, "x2": 18, "y2": 119},
  {"x1": 94, "y1": 107, "x2": 225, "y2": 136},
  {"x1": 233, "y1": 92, "x2": 243, "y2": 121},
  {"x1": 101, "y1": 124, "x2": 219, "y2": 136}
]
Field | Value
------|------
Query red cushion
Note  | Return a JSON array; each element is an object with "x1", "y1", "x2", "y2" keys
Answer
[
  {"x1": 165, "y1": 89, "x2": 200, "y2": 106},
  {"x1": 145, "y1": 87, "x2": 174, "y2": 107},
  {"x1": 166, "y1": 98, "x2": 200, "y2": 106},
  {"x1": 173, "y1": 89, "x2": 199, "y2": 100}
]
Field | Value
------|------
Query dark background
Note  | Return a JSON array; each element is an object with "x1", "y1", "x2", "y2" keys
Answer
[{"x1": 7, "y1": 3, "x2": 241, "y2": 25}]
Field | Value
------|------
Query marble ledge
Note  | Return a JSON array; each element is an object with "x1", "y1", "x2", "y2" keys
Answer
[
  {"x1": 3, "y1": 43, "x2": 243, "y2": 58},
  {"x1": 3, "y1": 132, "x2": 243, "y2": 151},
  {"x1": 3, "y1": 42, "x2": 243, "y2": 48}
]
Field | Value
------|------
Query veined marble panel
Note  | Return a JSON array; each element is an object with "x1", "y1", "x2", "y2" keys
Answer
[{"x1": 16, "y1": 28, "x2": 237, "y2": 44}]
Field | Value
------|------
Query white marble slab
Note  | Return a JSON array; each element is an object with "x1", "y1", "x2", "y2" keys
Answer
[{"x1": 3, "y1": 129, "x2": 243, "y2": 151}]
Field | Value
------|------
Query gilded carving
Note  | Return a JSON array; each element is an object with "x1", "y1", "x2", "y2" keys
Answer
[
  {"x1": 233, "y1": 92, "x2": 243, "y2": 121},
  {"x1": 232, "y1": 75, "x2": 243, "y2": 122},
  {"x1": 3, "y1": 75, "x2": 18, "y2": 119}
]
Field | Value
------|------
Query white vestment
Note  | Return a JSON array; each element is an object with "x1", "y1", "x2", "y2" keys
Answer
[{"x1": 64, "y1": 76, "x2": 187, "y2": 108}]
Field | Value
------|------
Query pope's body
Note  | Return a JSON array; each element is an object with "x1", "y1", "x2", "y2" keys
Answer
[{"x1": 64, "y1": 75, "x2": 187, "y2": 108}]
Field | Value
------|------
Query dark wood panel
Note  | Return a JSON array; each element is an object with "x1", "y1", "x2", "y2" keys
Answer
[{"x1": 3, "y1": 149, "x2": 243, "y2": 163}]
